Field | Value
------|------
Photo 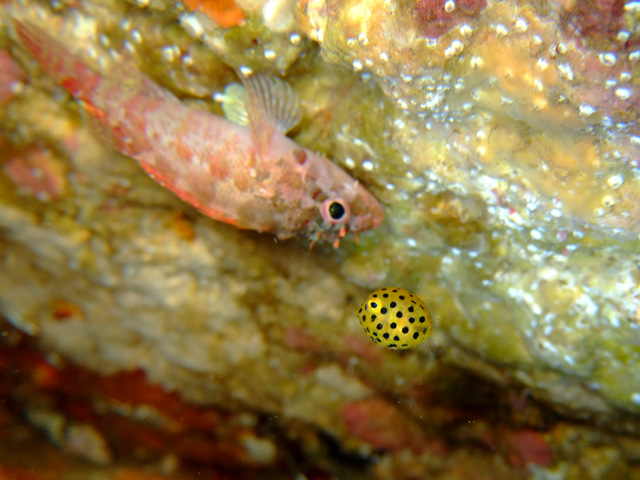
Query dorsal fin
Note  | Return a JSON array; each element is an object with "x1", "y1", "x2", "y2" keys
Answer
[{"x1": 242, "y1": 74, "x2": 301, "y2": 135}]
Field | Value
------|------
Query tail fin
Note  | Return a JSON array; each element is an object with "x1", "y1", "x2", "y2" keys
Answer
[{"x1": 13, "y1": 19, "x2": 101, "y2": 101}]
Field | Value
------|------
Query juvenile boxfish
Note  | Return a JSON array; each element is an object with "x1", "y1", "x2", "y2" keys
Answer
[
  {"x1": 356, "y1": 287, "x2": 434, "y2": 350},
  {"x1": 13, "y1": 19, "x2": 383, "y2": 246}
]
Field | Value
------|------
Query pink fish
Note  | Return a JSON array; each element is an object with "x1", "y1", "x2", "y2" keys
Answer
[{"x1": 13, "y1": 19, "x2": 383, "y2": 246}]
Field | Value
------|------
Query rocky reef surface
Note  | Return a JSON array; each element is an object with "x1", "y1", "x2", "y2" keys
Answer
[{"x1": 1, "y1": 0, "x2": 640, "y2": 478}]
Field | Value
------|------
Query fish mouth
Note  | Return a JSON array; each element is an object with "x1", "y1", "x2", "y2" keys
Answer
[{"x1": 349, "y1": 191, "x2": 384, "y2": 233}]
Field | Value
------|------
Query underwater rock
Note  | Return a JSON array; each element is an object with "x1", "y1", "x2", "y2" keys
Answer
[{"x1": 1, "y1": 0, "x2": 640, "y2": 477}]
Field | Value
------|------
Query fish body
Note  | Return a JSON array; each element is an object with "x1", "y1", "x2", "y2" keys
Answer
[
  {"x1": 356, "y1": 287, "x2": 433, "y2": 349},
  {"x1": 13, "y1": 20, "x2": 383, "y2": 245}
]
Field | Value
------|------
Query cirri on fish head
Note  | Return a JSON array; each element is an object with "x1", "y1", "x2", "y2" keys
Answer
[{"x1": 13, "y1": 19, "x2": 383, "y2": 247}]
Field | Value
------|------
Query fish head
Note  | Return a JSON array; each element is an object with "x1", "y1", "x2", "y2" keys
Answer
[{"x1": 300, "y1": 150, "x2": 384, "y2": 246}]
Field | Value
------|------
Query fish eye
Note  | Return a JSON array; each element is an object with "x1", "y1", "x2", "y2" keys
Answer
[
  {"x1": 320, "y1": 199, "x2": 350, "y2": 224},
  {"x1": 367, "y1": 299, "x2": 381, "y2": 312},
  {"x1": 329, "y1": 202, "x2": 345, "y2": 220}
]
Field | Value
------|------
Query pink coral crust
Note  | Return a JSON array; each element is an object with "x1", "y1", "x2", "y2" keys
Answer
[
  {"x1": 342, "y1": 398, "x2": 423, "y2": 451},
  {"x1": 561, "y1": 0, "x2": 625, "y2": 45},
  {"x1": 413, "y1": 0, "x2": 487, "y2": 39},
  {"x1": 0, "y1": 50, "x2": 26, "y2": 106},
  {"x1": 3, "y1": 147, "x2": 66, "y2": 201}
]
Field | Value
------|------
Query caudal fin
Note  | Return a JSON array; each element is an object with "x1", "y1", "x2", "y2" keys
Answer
[{"x1": 13, "y1": 19, "x2": 101, "y2": 100}]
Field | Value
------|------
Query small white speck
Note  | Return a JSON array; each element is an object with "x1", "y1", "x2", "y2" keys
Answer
[
  {"x1": 532, "y1": 78, "x2": 544, "y2": 92},
  {"x1": 161, "y1": 46, "x2": 175, "y2": 62},
  {"x1": 358, "y1": 32, "x2": 369, "y2": 45},
  {"x1": 379, "y1": 51, "x2": 389, "y2": 62},
  {"x1": 602, "y1": 195, "x2": 615, "y2": 207},
  {"x1": 631, "y1": 393, "x2": 640, "y2": 405},
  {"x1": 385, "y1": 183, "x2": 395, "y2": 190},
  {"x1": 180, "y1": 13, "x2": 205, "y2": 39},
  {"x1": 620, "y1": 71, "x2": 632, "y2": 82},
  {"x1": 130, "y1": 30, "x2": 142, "y2": 44},
  {"x1": 444, "y1": 0, "x2": 456, "y2": 13},
  {"x1": 538, "y1": 267, "x2": 558, "y2": 281},
  {"x1": 550, "y1": 208, "x2": 562, "y2": 218},
  {"x1": 578, "y1": 104, "x2": 596, "y2": 117},
  {"x1": 615, "y1": 87, "x2": 632, "y2": 100},
  {"x1": 557, "y1": 63, "x2": 573, "y2": 81},
  {"x1": 536, "y1": 58, "x2": 549, "y2": 71},
  {"x1": 607, "y1": 174, "x2": 623, "y2": 189},
  {"x1": 407, "y1": 238, "x2": 417, "y2": 247},
  {"x1": 629, "y1": 51, "x2": 640, "y2": 62},
  {"x1": 530, "y1": 229, "x2": 543, "y2": 240},
  {"x1": 344, "y1": 157, "x2": 355, "y2": 169},
  {"x1": 352, "y1": 59, "x2": 363, "y2": 71},
  {"x1": 264, "y1": 49, "x2": 276, "y2": 60},
  {"x1": 494, "y1": 24, "x2": 508, "y2": 37},
  {"x1": 362, "y1": 160, "x2": 374, "y2": 171},
  {"x1": 599, "y1": 52, "x2": 617, "y2": 66},
  {"x1": 564, "y1": 355, "x2": 575, "y2": 365},
  {"x1": 444, "y1": 40, "x2": 464, "y2": 58},
  {"x1": 123, "y1": 40, "x2": 135, "y2": 54},
  {"x1": 631, "y1": 136, "x2": 640, "y2": 145},
  {"x1": 539, "y1": 339, "x2": 558, "y2": 355},
  {"x1": 470, "y1": 55, "x2": 484, "y2": 69},
  {"x1": 239, "y1": 66, "x2": 253, "y2": 76},
  {"x1": 289, "y1": 33, "x2": 301, "y2": 45},
  {"x1": 617, "y1": 31, "x2": 630, "y2": 43},
  {"x1": 514, "y1": 18, "x2": 527, "y2": 32},
  {"x1": 460, "y1": 24, "x2": 473, "y2": 37}
]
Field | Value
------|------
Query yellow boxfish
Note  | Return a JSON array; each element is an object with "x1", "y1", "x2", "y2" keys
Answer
[
  {"x1": 356, "y1": 287, "x2": 434, "y2": 350},
  {"x1": 13, "y1": 19, "x2": 383, "y2": 247}
]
